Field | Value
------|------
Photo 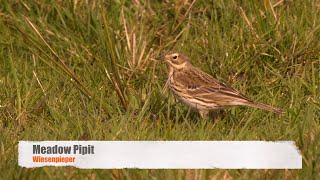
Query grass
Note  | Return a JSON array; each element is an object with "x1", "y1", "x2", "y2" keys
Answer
[{"x1": 0, "y1": 0, "x2": 319, "y2": 179}]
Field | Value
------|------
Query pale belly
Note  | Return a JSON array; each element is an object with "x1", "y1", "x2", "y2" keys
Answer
[{"x1": 171, "y1": 89, "x2": 219, "y2": 111}]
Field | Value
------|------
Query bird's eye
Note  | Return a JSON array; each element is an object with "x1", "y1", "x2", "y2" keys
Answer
[{"x1": 173, "y1": 56, "x2": 178, "y2": 59}]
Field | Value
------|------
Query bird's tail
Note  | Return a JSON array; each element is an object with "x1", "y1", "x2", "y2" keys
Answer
[{"x1": 245, "y1": 102, "x2": 284, "y2": 114}]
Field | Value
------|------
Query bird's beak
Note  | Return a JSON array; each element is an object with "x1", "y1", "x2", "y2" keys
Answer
[{"x1": 156, "y1": 55, "x2": 165, "y2": 61}]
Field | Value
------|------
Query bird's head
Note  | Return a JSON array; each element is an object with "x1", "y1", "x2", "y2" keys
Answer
[{"x1": 156, "y1": 51, "x2": 189, "y2": 69}]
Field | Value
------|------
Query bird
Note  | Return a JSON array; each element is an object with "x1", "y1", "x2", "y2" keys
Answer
[{"x1": 156, "y1": 51, "x2": 284, "y2": 119}]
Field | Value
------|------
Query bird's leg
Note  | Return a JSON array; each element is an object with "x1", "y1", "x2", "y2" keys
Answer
[{"x1": 199, "y1": 110, "x2": 209, "y2": 119}]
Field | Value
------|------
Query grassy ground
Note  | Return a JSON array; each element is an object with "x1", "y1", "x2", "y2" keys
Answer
[{"x1": 1, "y1": 0, "x2": 319, "y2": 179}]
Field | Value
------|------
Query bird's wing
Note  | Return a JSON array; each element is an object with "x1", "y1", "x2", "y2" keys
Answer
[{"x1": 175, "y1": 67, "x2": 253, "y2": 106}]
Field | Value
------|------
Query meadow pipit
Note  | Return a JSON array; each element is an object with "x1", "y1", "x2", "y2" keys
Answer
[{"x1": 156, "y1": 51, "x2": 284, "y2": 119}]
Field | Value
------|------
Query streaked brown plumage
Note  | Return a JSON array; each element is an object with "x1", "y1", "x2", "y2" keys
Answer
[{"x1": 156, "y1": 51, "x2": 284, "y2": 118}]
